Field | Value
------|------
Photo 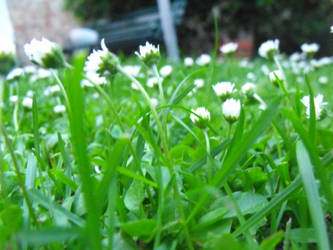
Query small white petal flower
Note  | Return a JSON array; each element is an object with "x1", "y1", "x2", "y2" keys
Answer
[
  {"x1": 151, "y1": 98, "x2": 159, "y2": 107},
  {"x1": 190, "y1": 107, "x2": 210, "y2": 127},
  {"x1": 269, "y1": 70, "x2": 284, "y2": 86},
  {"x1": 196, "y1": 54, "x2": 211, "y2": 66},
  {"x1": 301, "y1": 43, "x2": 319, "y2": 55},
  {"x1": 82, "y1": 71, "x2": 107, "y2": 87},
  {"x1": 10, "y1": 95, "x2": 18, "y2": 103},
  {"x1": 301, "y1": 94, "x2": 327, "y2": 120},
  {"x1": 318, "y1": 76, "x2": 328, "y2": 84},
  {"x1": 53, "y1": 104, "x2": 66, "y2": 113},
  {"x1": 26, "y1": 90, "x2": 34, "y2": 97},
  {"x1": 84, "y1": 39, "x2": 110, "y2": 75},
  {"x1": 131, "y1": 82, "x2": 139, "y2": 90},
  {"x1": 159, "y1": 65, "x2": 173, "y2": 77},
  {"x1": 24, "y1": 37, "x2": 65, "y2": 68},
  {"x1": 22, "y1": 97, "x2": 33, "y2": 109},
  {"x1": 0, "y1": 39, "x2": 16, "y2": 74},
  {"x1": 184, "y1": 57, "x2": 194, "y2": 66},
  {"x1": 331, "y1": 25, "x2": 333, "y2": 33},
  {"x1": 123, "y1": 65, "x2": 141, "y2": 77},
  {"x1": 212, "y1": 82, "x2": 235, "y2": 100},
  {"x1": 222, "y1": 99, "x2": 241, "y2": 123},
  {"x1": 194, "y1": 78, "x2": 205, "y2": 88},
  {"x1": 246, "y1": 72, "x2": 256, "y2": 81},
  {"x1": 220, "y1": 42, "x2": 238, "y2": 55},
  {"x1": 239, "y1": 59, "x2": 249, "y2": 68},
  {"x1": 258, "y1": 39, "x2": 279, "y2": 59},
  {"x1": 241, "y1": 82, "x2": 256, "y2": 96},
  {"x1": 23, "y1": 65, "x2": 37, "y2": 74},
  {"x1": 290, "y1": 52, "x2": 302, "y2": 62},
  {"x1": 261, "y1": 65, "x2": 270, "y2": 75},
  {"x1": 135, "y1": 41, "x2": 160, "y2": 65},
  {"x1": 6, "y1": 68, "x2": 24, "y2": 81},
  {"x1": 147, "y1": 77, "x2": 159, "y2": 88}
]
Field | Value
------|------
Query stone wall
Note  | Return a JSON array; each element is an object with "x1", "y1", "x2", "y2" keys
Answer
[{"x1": 8, "y1": 0, "x2": 78, "y2": 64}]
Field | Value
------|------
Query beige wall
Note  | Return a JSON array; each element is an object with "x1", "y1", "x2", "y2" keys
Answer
[{"x1": 8, "y1": 0, "x2": 78, "y2": 64}]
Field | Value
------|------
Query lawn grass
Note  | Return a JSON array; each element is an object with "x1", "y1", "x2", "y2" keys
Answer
[{"x1": 0, "y1": 48, "x2": 332, "y2": 249}]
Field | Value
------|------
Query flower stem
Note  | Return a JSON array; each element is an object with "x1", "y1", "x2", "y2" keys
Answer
[{"x1": 51, "y1": 70, "x2": 72, "y2": 115}]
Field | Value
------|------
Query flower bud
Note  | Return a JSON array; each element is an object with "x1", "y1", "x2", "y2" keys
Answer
[
  {"x1": 269, "y1": 70, "x2": 284, "y2": 87},
  {"x1": 24, "y1": 38, "x2": 66, "y2": 69},
  {"x1": 190, "y1": 107, "x2": 211, "y2": 128},
  {"x1": 258, "y1": 39, "x2": 279, "y2": 60},
  {"x1": 213, "y1": 82, "x2": 235, "y2": 101},
  {"x1": 222, "y1": 99, "x2": 241, "y2": 123},
  {"x1": 0, "y1": 39, "x2": 16, "y2": 75},
  {"x1": 135, "y1": 41, "x2": 160, "y2": 66}
]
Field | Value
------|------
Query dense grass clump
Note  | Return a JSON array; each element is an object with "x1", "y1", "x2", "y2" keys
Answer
[{"x1": 0, "y1": 43, "x2": 332, "y2": 249}]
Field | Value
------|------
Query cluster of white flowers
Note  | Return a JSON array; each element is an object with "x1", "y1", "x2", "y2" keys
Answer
[
  {"x1": 301, "y1": 94, "x2": 327, "y2": 120},
  {"x1": 258, "y1": 39, "x2": 279, "y2": 59},
  {"x1": 53, "y1": 104, "x2": 66, "y2": 114},
  {"x1": 194, "y1": 79, "x2": 205, "y2": 88},
  {"x1": 196, "y1": 54, "x2": 211, "y2": 66},
  {"x1": 146, "y1": 77, "x2": 160, "y2": 88},
  {"x1": 212, "y1": 82, "x2": 235, "y2": 100},
  {"x1": 220, "y1": 42, "x2": 238, "y2": 55}
]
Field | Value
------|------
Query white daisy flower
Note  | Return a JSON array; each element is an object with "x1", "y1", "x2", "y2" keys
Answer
[
  {"x1": 159, "y1": 65, "x2": 173, "y2": 77},
  {"x1": 196, "y1": 54, "x2": 211, "y2": 66},
  {"x1": 24, "y1": 37, "x2": 65, "y2": 68},
  {"x1": 147, "y1": 77, "x2": 159, "y2": 88},
  {"x1": 22, "y1": 97, "x2": 33, "y2": 109},
  {"x1": 220, "y1": 42, "x2": 238, "y2": 55},
  {"x1": 123, "y1": 65, "x2": 141, "y2": 77},
  {"x1": 194, "y1": 79, "x2": 205, "y2": 88},
  {"x1": 212, "y1": 82, "x2": 235, "y2": 100},
  {"x1": 190, "y1": 107, "x2": 210, "y2": 127},
  {"x1": 269, "y1": 70, "x2": 284, "y2": 86},
  {"x1": 301, "y1": 43, "x2": 319, "y2": 55},
  {"x1": 301, "y1": 94, "x2": 327, "y2": 120},
  {"x1": 53, "y1": 104, "x2": 66, "y2": 113},
  {"x1": 135, "y1": 41, "x2": 160, "y2": 65},
  {"x1": 151, "y1": 98, "x2": 159, "y2": 107},
  {"x1": 241, "y1": 82, "x2": 256, "y2": 96},
  {"x1": 222, "y1": 98, "x2": 241, "y2": 123},
  {"x1": 9, "y1": 95, "x2": 18, "y2": 103},
  {"x1": 258, "y1": 39, "x2": 279, "y2": 59},
  {"x1": 6, "y1": 68, "x2": 24, "y2": 81},
  {"x1": 184, "y1": 57, "x2": 194, "y2": 67},
  {"x1": 318, "y1": 76, "x2": 328, "y2": 84}
]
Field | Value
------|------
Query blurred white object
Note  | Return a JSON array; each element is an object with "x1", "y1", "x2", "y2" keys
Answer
[
  {"x1": 69, "y1": 28, "x2": 98, "y2": 47},
  {"x1": 0, "y1": 0, "x2": 15, "y2": 44}
]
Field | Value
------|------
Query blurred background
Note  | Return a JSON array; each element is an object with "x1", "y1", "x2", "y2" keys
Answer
[{"x1": 4, "y1": 0, "x2": 333, "y2": 63}]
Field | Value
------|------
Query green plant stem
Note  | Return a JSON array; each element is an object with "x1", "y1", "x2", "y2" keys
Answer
[
  {"x1": 203, "y1": 129, "x2": 212, "y2": 180},
  {"x1": 117, "y1": 65, "x2": 193, "y2": 249},
  {"x1": 51, "y1": 70, "x2": 72, "y2": 115},
  {"x1": 153, "y1": 64, "x2": 165, "y2": 105}
]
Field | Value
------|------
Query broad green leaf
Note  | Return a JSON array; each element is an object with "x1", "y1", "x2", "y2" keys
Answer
[
  {"x1": 120, "y1": 219, "x2": 156, "y2": 239},
  {"x1": 124, "y1": 180, "x2": 145, "y2": 212}
]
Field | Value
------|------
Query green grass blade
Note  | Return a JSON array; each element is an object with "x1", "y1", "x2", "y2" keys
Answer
[
  {"x1": 233, "y1": 176, "x2": 302, "y2": 237},
  {"x1": 17, "y1": 227, "x2": 80, "y2": 245},
  {"x1": 27, "y1": 189, "x2": 85, "y2": 227},
  {"x1": 65, "y1": 58, "x2": 102, "y2": 249},
  {"x1": 296, "y1": 141, "x2": 330, "y2": 250}
]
